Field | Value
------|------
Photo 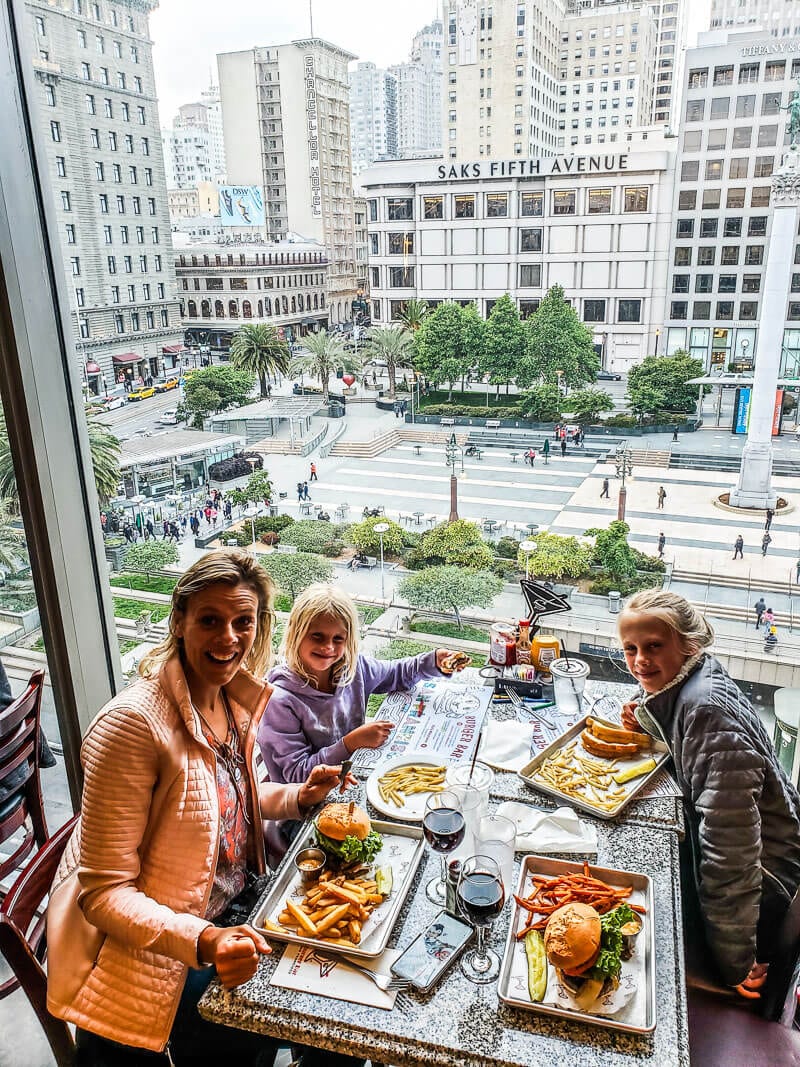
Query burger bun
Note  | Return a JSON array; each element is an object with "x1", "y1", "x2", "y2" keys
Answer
[
  {"x1": 315, "y1": 802, "x2": 371, "y2": 843},
  {"x1": 544, "y1": 902, "x2": 601, "y2": 975}
]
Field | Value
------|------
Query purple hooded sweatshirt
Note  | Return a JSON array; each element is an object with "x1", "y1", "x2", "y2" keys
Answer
[{"x1": 259, "y1": 651, "x2": 441, "y2": 784}]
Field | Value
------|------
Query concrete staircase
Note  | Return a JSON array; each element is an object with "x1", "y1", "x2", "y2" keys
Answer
[
  {"x1": 629, "y1": 448, "x2": 670, "y2": 468},
  {"x1": 673, "y1": 567, "x2": 797, "y2": 598},
  {"x1": 329, "y1": 427, "x2": 469, "y2": 458},
  {"x1": 670, "y1": 451, "x2": 797, "y2": 476}
]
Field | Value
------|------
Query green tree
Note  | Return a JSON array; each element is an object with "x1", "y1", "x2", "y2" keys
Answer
[
  {"x1": 585, "y1": 520, "x2": 638, "y2": 580},
  {"x1": 626, "y1": 384, "x2": 666, "y2": 423},
  {"x1": 123, "y1": 540, "x2": 180, "y2": 571},
  {"x1": 518, "y1": 531, "x2": 592, "y2": 580},
  {"x1": 361, "y1": 325, "x2": 414, "y2": 397},
  {"x1": 416, "y1": 519, "x2": 494, "y2": 570},
  {"x1": 413, "y1": 303, "x2": 470, "y2": 401},
  {"x1": 460, "y1": 302, "x2": 486, "y2": 388},
  {"x1": 525, "y1": 285, "x2": 599, "y2": 388},
  {"x1": 289, "y1": 330, "x2": 359, "y2": 403},
  {"x1": 229, "y1": 323, "x2": 290, "y2": 399},
  {"x1": 518, "y1": 384, "x2": 562, "y2": 421},
  {"x1": 260, "y1": 551, "x2": 333, "y2": 602},
  {"x1": 398, "y1": 566, "x2": 503, "y2": 629},
  {"x1": 0, "y1": 498, "x2": 28, "y2": 573},
  {"x1": 280, "y1": 520, "x2": 337, "y2": 553},
  {"x1": 178, "y1": 366, "x2": 256, "y2": 427},
  {"x1": 228, "y1": 469, "x2": 274, "y2": 508},
  {"x1": 479, "y1": 294, "x2": 527, "y2": 396},
  {"x1": 397, "y1": 298, "x2": 429, "y2": 333},
  {"x1": 348, "y1": 515, "x2": 405, "y2": 555},
  {"x1": 561, "y1": 388, "x2": 614, "y2": 424},
  {"x1": 626, "y1": 350, "x2": 704, "y2": 415}
]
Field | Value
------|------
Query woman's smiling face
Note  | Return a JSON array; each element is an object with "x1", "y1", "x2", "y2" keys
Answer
[
  {"x1": 173, "y1": 582, "x2": 260, "y2": 690},
  {"x1": 619, "y1": 613, "x2": 692, "y2": 694}
]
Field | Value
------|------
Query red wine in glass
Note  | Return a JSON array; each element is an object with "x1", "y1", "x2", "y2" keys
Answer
[
  {"x1": 457, "y1": 854, "x2": 504, "y2": 984},
  {"x1": 422, "y1": 807, "x2": 466, "y2": 854},
  {"x1": 457, "y1": 869, "x2": 505, "y2": 927}
]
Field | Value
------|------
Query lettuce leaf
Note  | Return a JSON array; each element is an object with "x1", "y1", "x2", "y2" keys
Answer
[{"x1": 590, "y1": 903, "x2": 637, "y2": 982}]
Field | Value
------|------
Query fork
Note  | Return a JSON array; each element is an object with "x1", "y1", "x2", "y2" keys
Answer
[
  {"x1": 328, "y1": 954, "x2": 410, "y2": 993},
  {"x1": 506, "y1": 686, "x2": 556, "y2": 730}
]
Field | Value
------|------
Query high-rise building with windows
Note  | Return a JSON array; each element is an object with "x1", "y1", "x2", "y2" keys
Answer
[
  {"x1": 349, "y1": 62, "x2": 398, "y2": 177},
  {"x1": 663, "y1": 28, "x2": 800, "y2": 373},
  {"x1": 391, "y1": 19, "x2": 443, "y2": 160},
  {"x1": 709, "y1": 0, "x2": 800, "y2": 39},
  {"x1": 26, "y1": 0, "x2": 182, "y2": 391},
  {"x1": 442, "y1": 0, "x2": 567, "y2": 159},
  {"x1": 219, "y1": 39, "x2": 358, "y2": 325},
  {"x1": 162, "y1": 87, "x2": 227, "y2": 190}
]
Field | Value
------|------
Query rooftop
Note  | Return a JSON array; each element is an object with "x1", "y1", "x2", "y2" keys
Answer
[{"x1": 118, "y1": 429, "x2": 244, "y2": 467}]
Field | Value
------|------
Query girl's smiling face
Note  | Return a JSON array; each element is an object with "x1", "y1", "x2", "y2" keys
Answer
[
  {"x1": 298, "y1": 612, "x2": 349, "y2": 688},
  {"x1": 619, "y1": 613, "x2": 693, "y2": 694}
]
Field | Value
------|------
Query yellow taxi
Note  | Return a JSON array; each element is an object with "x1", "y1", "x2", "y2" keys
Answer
[
  {"x1": 154, "y1": 376, "x2": 179, "y2": 393},
  {"x1": 127, "y1": 385, "x2": 155, "y2": 401}
]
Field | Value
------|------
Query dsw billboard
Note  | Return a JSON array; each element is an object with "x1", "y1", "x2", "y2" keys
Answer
[
  {"x1": 732, "y1": 387, "x2": 784, "y2": 436},
  {"x1": 219, "y1": 186, "x2": 265, "y2": 227}
]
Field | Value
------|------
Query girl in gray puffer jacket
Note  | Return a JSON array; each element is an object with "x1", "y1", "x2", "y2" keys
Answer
[{"x1": 617, "y1": 589, "x2": 800, "y2": 1002}]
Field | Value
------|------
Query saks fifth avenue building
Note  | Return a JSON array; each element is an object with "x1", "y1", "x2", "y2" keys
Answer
[{"x1": 360, "y1": 150, "x2": 675, "y2": 371}]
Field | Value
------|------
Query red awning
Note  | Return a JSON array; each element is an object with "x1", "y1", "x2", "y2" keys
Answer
[
  {"x1": 112, "y1": 352, "x2": 143, "y2": 365},
  {"x1": 162, "y1": 344, "x2": 187, "y2": 354},
  {"x1": 85, "y1": 361, "x2": 102, "y2": 374}
]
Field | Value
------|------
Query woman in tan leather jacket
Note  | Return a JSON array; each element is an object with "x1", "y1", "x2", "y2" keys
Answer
[{"x1": 47, "y1": 549, "x2": 361, "y2": 1066}]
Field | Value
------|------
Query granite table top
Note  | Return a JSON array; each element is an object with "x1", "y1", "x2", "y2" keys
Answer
[{"x1": 200, "y1": 818, "x2": 688, "y2": 1067}]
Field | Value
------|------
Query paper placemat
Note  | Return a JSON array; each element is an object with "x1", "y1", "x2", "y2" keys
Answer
[{"x1": 270, "y1": 943, "x2": 402, "y2": 1010}]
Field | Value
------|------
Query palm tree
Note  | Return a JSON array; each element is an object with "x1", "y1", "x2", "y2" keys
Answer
[
  {"x1": 288, "y1": 330, "x2": 359, "y2": 403},
  {"x1": 86, "y1": 418, "x2": 122, "y2": 504},
  {"x1": 0, "y1": 497, "x2": 28, "y2": 574},
  {"x1": 229, "y1": 323, "x2": 290, "y2": 399},
  {"x1": 398, "y1": 298, "x2": 429, "y2": 334},
  {"x1": 361, "y1": 325, "x2": 415, "y2": 397}
]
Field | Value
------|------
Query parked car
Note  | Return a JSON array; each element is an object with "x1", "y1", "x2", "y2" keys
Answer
[
  {"x1": 104, "y1": 395, "x2": 126, "y2": 410},
  {"x1": 157, "y1": 408, "x2": 179, "y2": 425},
  {"x1": 596, "y1": 369, "x2": 622, "y2": 381},
  {"x1": 154, "y1": 376, "x2": 179, "y2": 393},
  {"x1": 127, "y1": 386, "x2": 155, "y2": 401}
]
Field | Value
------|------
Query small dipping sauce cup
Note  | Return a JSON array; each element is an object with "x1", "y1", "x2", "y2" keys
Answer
[{"x1": 294, "y1": 846, "x2": 326, "y2": 888}]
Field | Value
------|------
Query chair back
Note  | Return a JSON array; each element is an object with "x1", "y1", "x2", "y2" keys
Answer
[
  {"x1": 761, "y1": 885, "x2": 800, "y2": 1024},
  {"x1": 0, "y1": 669, "x2": 48, "y2": 884},
  {"x1": 0, "y1": 814, "x2": 78, "y2": 1063}
]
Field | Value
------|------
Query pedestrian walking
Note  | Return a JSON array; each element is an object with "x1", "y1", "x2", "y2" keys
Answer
[
  {"x1": 764, "y1": 625, "x2": 778, "y2": 654},
  {"x1": 560, "y1": 438, "x2": 567, "y2": 457},
  {"x1": 302, "y1": 481, "x2": 311, "y2": 501},
  {"x1": 529, "y1": 449, "x2": 537, "y2": 467},
  {"x1": 754, "y1": 596, "x2": 766, "y2": 629},
  {"x1": 542, "y1": 438, "x2": 550, "y2": 464},
  {"x1": 764, "y1": 507, "x2": 774, "y2": 532},
  {"x1": 310, "y1": 462, "x2": 318, "y2": 482},
  {"x1": 553, "y1": 423, "x2": 561, "y2": 441},
  {"x1": 162, "y1": 519, "x2": 169, "y2": 539},
  {"x1": 297, "y1": 482, "x2": 304, "y2": 502},
  {"x1": 672, "y1": 427, "x2": 679, "y2": 442},
  {"x1": 145, "y1": 519, "x2": 154, "y2": 541},
  {"x1": 657, "y1": 532, "x2": 665, "y2": 559},
  {"x1": 266, "y1": 382, "x2": 272, "y2": 398},
  {"x1": 657, "y1": 486, "x2": 666, "y2": 510},
  {"x1": 579, "y1": 429, "x2": 585, "y2": 448},
  {"x1": 600, "y1": 477, "x2": 610, "y2": 499},
  {"x1": 763, "y1": 607, "x2": 775, "y2": 631},
  {"x1": 761, "y1": 532, "x2": 772, "y2": 557},
  {"x1": 733, "y1": 534, "x2": 744, "y2": 560}
]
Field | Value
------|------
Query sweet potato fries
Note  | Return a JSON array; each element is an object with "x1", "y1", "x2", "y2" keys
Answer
[{"x1": 514, "y1": 861, "x2": 646, "y2": 940}]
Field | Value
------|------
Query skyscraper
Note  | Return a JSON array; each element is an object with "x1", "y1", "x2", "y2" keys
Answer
[
  {"x1": 26, "y1": 0, "x2": 182, "y2": 391},
  {"x1": 219, "y1": 39, "x2": 358, "y2": 325},
  {"x1": 161, "y1": 88, "x2": 227, "y2": 190},
  {"x1": 391, "y1": 19, "x2": 443, "y2": 160},
  {"x1": 709, "y1": 0, "x2": 800, "y2": 39},
  {"x1": 349, "y1": 62, "x2": 398, "y2": 177}
]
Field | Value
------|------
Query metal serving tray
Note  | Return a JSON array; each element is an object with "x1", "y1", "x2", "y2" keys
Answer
[
  {"x1": 517, "y1": 715, "x2": 670, "y2": 820},
  {"x1": 252, "y1": 818, "x2": 425, "y2": 960},
  {"x1": 498, "y1": 855, "x2": 656, "y2": 1034}
]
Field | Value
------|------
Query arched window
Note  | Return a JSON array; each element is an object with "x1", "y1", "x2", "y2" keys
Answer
[
  {"x1": 201, "y1": 299, "x2": 211, "y2": 317},
  {"x1": 291, "y1": 296, "x2": 296, "y2": 313},
  {"x1": 282, "y1": 295, "x2": 288, "y2": 313},
  {"x1": 264, "y1": 298, "x2": 272, "y2": 316},
  {"x1": 187, "y1": 300, "x2": 197, "y2": 318},
  {"x1": 215, "y1": 300, "x2": 224, "y2": 318},
  {"x1": 320, "y1": 293, "x2": 325, "y2": 307},
  {"x1": 228, "y1": 300, "x2": 238, "y2": 318},
  {"x1": 179, "y1": 301, "x2": 185, "y2": 317},
  {"x1": 313, "y1": 294, "x2": 318, "y2": 309},
  {"x1": 257, "y1": 299, "x2": 263, "y2": 317},
  {"x1": 243, "y1": 300, "x2": 252, "y2": 318},
  {"x1": 297, "y1": 293, "x2": 304, "y2": 311}
]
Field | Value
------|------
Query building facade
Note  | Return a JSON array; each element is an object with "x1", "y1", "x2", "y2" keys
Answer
[
  {"x1": 349, "y1": 62, "x2": 398, "y2": 178},
  {"x1": 218, "y1": 39, "x2": 358, "y2": 325},
  {"x1": 354, "y1": 196, "x2": 369, "y2": 296},
  {"x1": 161, "y1": 122, "x2": 214, "y2": 189},
  {"x1": 390, "y1": 19, "x2": 443, "y2": 161},
  {"x1": 174, "y1": 236, "x2": 329, "y2": 350},
  {"x1": 710, "y1": 0, "x2": 800, "y2": 39},
  {"x1": 26, "y1": 0, "x2": 182, "y2": 391},
  {"x1": 663, "y1": 29, "x2": 800, "y2": 373},
  {"x1": 361, "y1": 151, "x2": 674, "y2": 370}
]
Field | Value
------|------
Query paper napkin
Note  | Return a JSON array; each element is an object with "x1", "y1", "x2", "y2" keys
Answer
[
  {"x1": 269, "y1": 943, "x2": 402, "y2": 1010},
  {"x1": 496, "y1": 802, "x2": 598, "y2": 855},
  {"x1": 477, "y1": 718, "x2": 534, "y2": 772}
]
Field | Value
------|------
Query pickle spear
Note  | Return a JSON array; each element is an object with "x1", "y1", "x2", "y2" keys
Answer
[
  {"x1": 612, "y1": 757, "x2": 657, "y2": 785},
  {"x1": 524, "y1": 929, "x2": 547, "y2": 1002}
]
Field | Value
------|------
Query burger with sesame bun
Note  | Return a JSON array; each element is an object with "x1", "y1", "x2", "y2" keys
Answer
[
  {"x1": 314, "y1": 802, "x2": 383, "y2": 866},
  {"x1": 544, "y1": 901, "x2": 639, "y2": 1011}
]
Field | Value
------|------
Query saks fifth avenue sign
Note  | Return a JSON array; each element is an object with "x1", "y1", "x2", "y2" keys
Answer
[{"x1": 436, "y1": 154, "x2": 629, "y2": 180}]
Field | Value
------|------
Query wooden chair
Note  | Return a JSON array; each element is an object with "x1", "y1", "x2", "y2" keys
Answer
[{"x1": 0, "y1": 814, "x2": 78, "y2": 1065}]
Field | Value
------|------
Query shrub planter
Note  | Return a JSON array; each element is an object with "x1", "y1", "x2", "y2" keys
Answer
[
  {"x1": 405, "y1": 413, "x2": 700, "y2": 435},
  {"x1": 104, "y1": 543, "x2": 128, "y2": 571},
  {"x1": 0, "y1": 605, "x2": 41, "y2": 634}
]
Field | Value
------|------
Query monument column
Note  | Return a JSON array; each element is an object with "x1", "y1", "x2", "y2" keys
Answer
[{"x1": 729, "y1": 142, "x2": 800, "y2": 509}]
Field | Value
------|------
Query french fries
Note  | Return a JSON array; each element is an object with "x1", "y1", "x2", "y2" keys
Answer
[
  {"x1": 531, "y1": 741, "x2": 627, "y2": 813},
  {"x1": 377, "y1": 764, "x2": 446, "y2": 807},
  {"x1": 265, "y1": 870, "x2": 387, "y2": 946}
]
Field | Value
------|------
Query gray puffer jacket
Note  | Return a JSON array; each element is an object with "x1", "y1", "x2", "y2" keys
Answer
[{"x1": 634, "y1": 653, "x2": 800, "y2": 986}]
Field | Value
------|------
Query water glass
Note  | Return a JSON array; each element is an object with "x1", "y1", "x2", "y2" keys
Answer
[
  {"x1": 447, "y1": 783, "x2": 483, "y2": 861},
  {"x1": 549, "y1": 657, "x2": 590, "y2": 716},
  {"x1": 446, "y1": 762, "x2": 495, "y2": 817},
  {"x1": 474, "y1": 814, "x2": 516, "y2": 894}
]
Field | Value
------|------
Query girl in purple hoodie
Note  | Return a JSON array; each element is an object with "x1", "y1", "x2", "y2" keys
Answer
[{"x1": 258, "y1": 584, "x2": 467, "y2": 786}]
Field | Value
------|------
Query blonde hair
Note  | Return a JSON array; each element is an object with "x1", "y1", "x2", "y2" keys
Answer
[
  {"x1": 138, "y1": 549, "x2": 276, "y2": 679},
  {"x1": 619, "y1": 588, "x2": 714, "y2": 655},
  {"x1": 281, "y1": 583, "x2": 360, "y2": 687}
]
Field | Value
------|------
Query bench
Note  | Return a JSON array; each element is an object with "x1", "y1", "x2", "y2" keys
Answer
[
  {"x1": 440, "y1": 417, "x2": 456, "y2": 427},
  {"x1": 350, "y1": 556, "x2": 377, "y2": 570},
  {"x1": 485, "y1": 419, "x2": 501, "y2": 430}
]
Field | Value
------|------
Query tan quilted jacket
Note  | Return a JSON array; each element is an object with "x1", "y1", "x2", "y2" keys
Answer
[{"x1": 46, "y1": 656, "x2": 303, "y2": 1052}]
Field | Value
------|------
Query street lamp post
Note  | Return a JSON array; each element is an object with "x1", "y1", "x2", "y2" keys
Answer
[
  {"x1": 615, "y1": 447, "x2": 633, "y2": 522},
  {"x1": 654, "y1": 329, "x2": 661, "y2": 358},
  {"x1": 445, "y1": 433, "x2": 459, "y2": 522},
  {"x1": 520, "y1": 539, "x2": 537, "y2": 579},
  {"x1": 245, "y1": 504, "x2": 258, "y2": 548},
  {"x1": 374, "y1": 521, "x2": 390, "y2": 601}
]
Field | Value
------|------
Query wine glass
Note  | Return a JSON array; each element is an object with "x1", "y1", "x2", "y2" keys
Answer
[
  {"x1": 422, "y1": 789, "x2": 466, "y2": 904},
  {"x1": 457, "y1": 854, "x2": 505, "y2": 984}
]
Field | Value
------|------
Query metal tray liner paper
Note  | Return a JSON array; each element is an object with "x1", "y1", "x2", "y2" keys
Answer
[
  {"x1": 518, "y1": 716, "x2": 670, "y2": 820},
  {"x1": 498, "y1": 855, "x2": 656, "y2": 1034},
  {"x1": 253, "y1": 819, "x2": 425, "y2": 959}
]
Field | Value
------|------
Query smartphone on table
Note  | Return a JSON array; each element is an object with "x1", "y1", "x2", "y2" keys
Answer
[{"x1": 390, "y1": 911, "x2": 473, "y2": 993}]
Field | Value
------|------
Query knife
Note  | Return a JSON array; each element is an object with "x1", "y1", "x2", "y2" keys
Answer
[{"x1": 338, "y1": 759, "x2": 353, "y2": 793}]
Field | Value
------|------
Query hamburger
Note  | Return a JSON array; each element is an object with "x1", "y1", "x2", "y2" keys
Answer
[
  {"x1": 544, "y1": 901, "x2": 638, "y2": 1011},
  {"x1": 314, "y1": 802, "x2": 383, "y2": 866}
]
